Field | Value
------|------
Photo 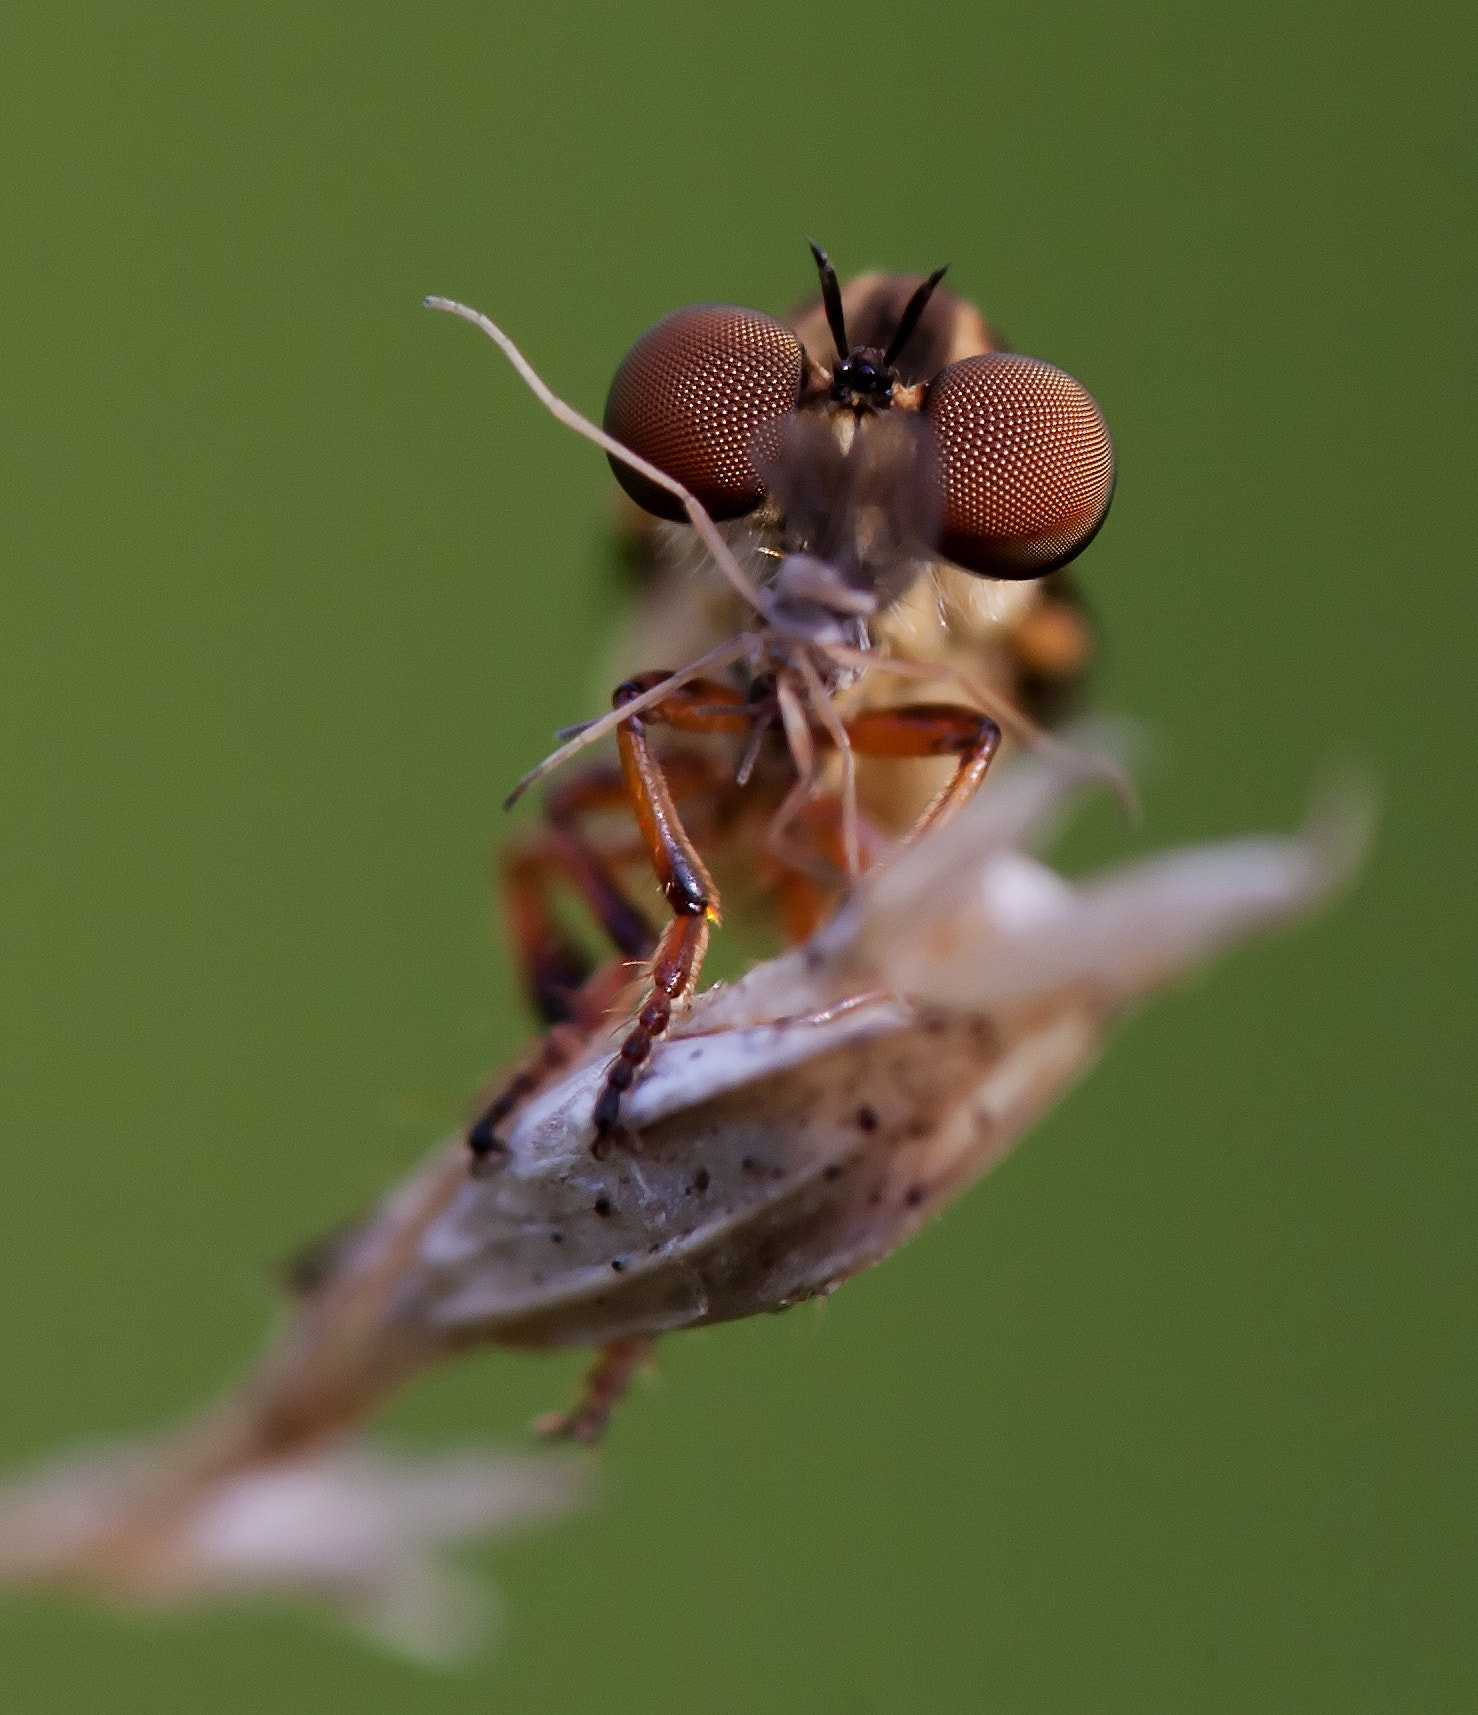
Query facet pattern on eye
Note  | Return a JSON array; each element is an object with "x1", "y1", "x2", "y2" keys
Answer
[
  {"x1": 604, "y1": 305, "x2": 804, "y2": 521},
  {"x1": 926, "y1": 354, "x2": 1115, "y2": 578}
]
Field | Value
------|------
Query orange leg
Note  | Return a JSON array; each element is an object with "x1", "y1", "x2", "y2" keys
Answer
[
  {"x1": 761, "y1": 703, "x2": 1002, "y2": 911},
  {"x1": 587, "y1": 695, "x2": 1000, "y2": 1141},
  {"x1": 466, "y1": 998, "x2": 628, "y2": 1169},
  {"x1": 472, "y1": 677, "x2": 757, "y2": 1157},
  {"x1": 842, "y1": 702, "x2": 1002, "y2": 838},
  {"x1": 501, "y1": 756, "x2": 727, "y2": 1026},
  {"x1": 502, "y1": 827, "x2": 653, "y2": 1028},
  {"x1": 774, "y1": 862, "x2": 833, "y2": 943},
  {"x1": 592, "y1": 913, "x2": 709, "y2": 1143},
  {"x1": 470, "y1": 752, "x2": 732, "y2": 1162},
  {"x1": 534, "y1": 1337, "x2": 656, "y2": 1444},
  {"x1": 589, "y1": 672, "x2": 761, "y2": 1143}
]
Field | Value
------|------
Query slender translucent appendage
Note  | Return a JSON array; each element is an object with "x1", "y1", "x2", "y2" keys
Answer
[{"x1": 424, "y1": 296, "x2": 767, "y2": 615}]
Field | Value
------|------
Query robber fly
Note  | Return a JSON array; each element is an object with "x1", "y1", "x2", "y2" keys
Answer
[{"x1": 427, "y1": 242, "x2": 1115, "y2": 1158}]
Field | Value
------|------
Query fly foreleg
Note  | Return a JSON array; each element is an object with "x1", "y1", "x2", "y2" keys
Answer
[
  {"x1": 592, "y1": 671, "x2": 756, "y2": 1143},
  {"x1": 843, "y1": 703, "x2": 1003, "y2": 839},
  {"x1": 761, "y1": 703, "x2": 1002, "y2": 913}
]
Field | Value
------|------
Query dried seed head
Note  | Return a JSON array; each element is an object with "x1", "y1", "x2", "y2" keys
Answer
[
  {"x1": 0, "y1": 747, "x2": 1368, "y2": 1652},
  {"x1": 0, "y1": 1441, "x2": 582, "y2": 1663}
]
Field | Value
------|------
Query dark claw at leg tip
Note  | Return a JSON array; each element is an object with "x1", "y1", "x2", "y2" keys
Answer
[
  {"x1": 467, "y1": 1112, "x2": 509, "y2": 1164},
  {"x1": 590, "y1": 1127, "x2": 623, "y2": 1160}
]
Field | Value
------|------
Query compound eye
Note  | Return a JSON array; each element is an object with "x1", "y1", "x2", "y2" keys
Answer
[
  {"x1": 924, "y1": 354, "x2": 1115, "y2": 578},
  {"x1": 603, "y1": 305, "x2": 804, "y2": 522}
]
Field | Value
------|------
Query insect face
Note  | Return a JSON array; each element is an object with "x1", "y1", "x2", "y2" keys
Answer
[
  {"x1": 602, "y1": 243, "x2": 1115, "y2": 612},
  {"x1": 751, "y1": 410, "x2": 941, "y2": 637}
]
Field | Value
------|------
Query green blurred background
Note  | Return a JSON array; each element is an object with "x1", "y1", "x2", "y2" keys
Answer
[{"x1": 0, "y1": 0, "x2": 1473, "y2": 1708}]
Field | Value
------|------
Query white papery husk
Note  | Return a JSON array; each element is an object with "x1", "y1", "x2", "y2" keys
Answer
[
  {"x1": 0, "y1": 748, "x2": 1368, "y2": 1652},
  {"x1": 0, "y1": 1439, "x2": 580, "y2": 1663}
]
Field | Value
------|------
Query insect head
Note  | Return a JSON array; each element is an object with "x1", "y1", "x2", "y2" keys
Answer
[{"x1": 604, "y1": 242, "x2": 1116, "y2": 593}]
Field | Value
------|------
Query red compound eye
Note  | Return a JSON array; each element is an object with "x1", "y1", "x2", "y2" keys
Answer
[
  {"x1": 924, "y1": 354, "x2": 1115, "y2": 578},
  {"x1": 603, "y1": 305, "x2": 805, "y2": 522}
]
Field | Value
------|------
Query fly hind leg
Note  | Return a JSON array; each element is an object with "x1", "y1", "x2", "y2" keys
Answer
[
  {"x1": 469, "y1": 764, "x2": 671, "y2": 1162},
  {"x1": 502, "y1": 770, "x2": 659, "y2": 1027},
  {"x1": 534, "y1": 1337, "x2": 656, "y2": 1445}
]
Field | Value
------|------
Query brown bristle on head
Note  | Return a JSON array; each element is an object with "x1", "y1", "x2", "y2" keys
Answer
[
  {"x1": 925, "y1": 354, "x2": 1115, "y2": 579},
  {"x1": 603, "y1": 305, "x2": 804, "y2": 522}
]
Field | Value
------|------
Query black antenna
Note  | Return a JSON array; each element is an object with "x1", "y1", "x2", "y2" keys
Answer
[
  {"x1": 884, "y1": 265, "x2": 949, "y2": 367},
  {"x1": 807, "y1": 240, "x2": 849, "y2": 362}
]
